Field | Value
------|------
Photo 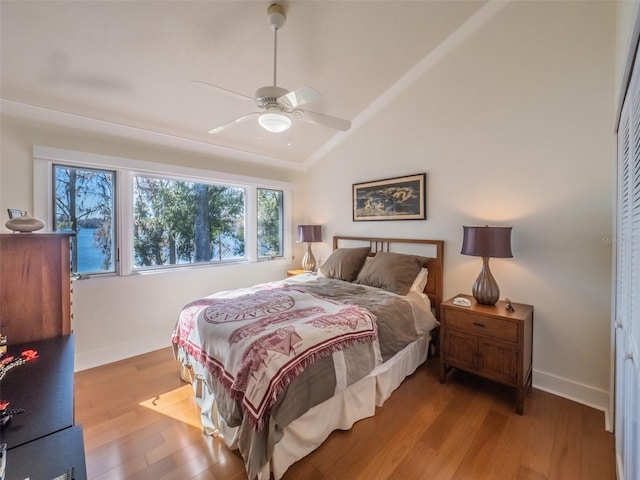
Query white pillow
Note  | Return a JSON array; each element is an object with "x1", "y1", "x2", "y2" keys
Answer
[{"x1": 409, "y1": 268, "x2": 429, "y2": 294}]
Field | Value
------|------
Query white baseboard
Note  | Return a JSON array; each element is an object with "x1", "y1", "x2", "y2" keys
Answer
[
  {"x1": 533, "y1": 368, "x2": 611, "y2": 431},
  {"x1": 74, "y1": 331, "x2": 174, "y2": 372}
]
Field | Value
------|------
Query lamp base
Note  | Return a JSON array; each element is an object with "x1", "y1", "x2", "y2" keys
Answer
[
  {"x1": 472, "y1": 257, "x2": 500, "y2": 305},
  {"x1": 301, "y1": 243, "x2": 316, "y2": 272}
]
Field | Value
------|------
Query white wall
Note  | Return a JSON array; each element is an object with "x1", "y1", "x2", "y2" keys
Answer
[
  {"x1": 0, "y1": 116, "x2": 306, "y2": 370},
  {"x1": 616, "y1": 1, "x2": 640, "y2": 112},
  {"x1": 305, "y1": 1, "x2": 615, "y2": 413}
]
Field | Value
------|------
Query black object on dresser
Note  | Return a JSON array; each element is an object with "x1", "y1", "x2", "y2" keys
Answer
[{"x1": 1, "y1": 335, "x2": 87, "y2": 480}]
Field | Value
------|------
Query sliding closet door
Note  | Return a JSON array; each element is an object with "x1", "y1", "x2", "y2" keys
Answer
[{"x1": 615, "y1": 42, "x2": 640, "y2": 480}]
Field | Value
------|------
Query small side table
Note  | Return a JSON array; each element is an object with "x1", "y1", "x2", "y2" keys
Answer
[{"x1": 439, "y1": 294, "x2": 533, "y2": 414}]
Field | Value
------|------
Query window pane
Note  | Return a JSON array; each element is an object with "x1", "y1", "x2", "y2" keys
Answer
[
  {"x1": 257, "y1": 188, "x2": 283, "y2": 258},
  {"x1": 133, "y1": 176, "x2": 245, "y2": 268},
  {"x1": 53, "y1": 165, "x2": 116, "y2": 274}
]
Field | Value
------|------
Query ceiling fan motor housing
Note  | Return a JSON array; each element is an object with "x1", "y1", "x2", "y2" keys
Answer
[
  {"x1": 267, "y1": 4, "x2": 286, "y2": 31},
  {"x1": 255, "y1": 86, "x2": 289, "y2": 109}
]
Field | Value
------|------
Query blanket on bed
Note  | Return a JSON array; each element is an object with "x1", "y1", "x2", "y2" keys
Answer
[
  {"x1": 171, "y1": 283, "x2": 378, "y2": 430},
  {"x1": 172, "y1": 277, "x2": 437, "y2": 479},
  {"x1": 295, "y1": 277, "x2": 436, "y2": 361}
]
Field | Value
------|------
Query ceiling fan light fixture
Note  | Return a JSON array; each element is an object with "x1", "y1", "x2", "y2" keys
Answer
[{"x1": 258, "y1": 111, "x2": 291, "y2": 133}]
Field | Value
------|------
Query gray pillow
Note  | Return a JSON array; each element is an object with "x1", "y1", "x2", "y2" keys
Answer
[
  {"x1": 318, "y1": 247, "x2": 371, "y2": 282},
  {"x1": 355, "y1": 252, "x2": 426, "y2": 295}
]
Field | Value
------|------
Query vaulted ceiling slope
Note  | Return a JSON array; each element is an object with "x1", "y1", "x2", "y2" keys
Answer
[{"x1": 1, "y1": 1, "x2": 487, "y2": 169}]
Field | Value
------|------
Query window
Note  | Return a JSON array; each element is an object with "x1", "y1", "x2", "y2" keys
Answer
[
  {"x1": 257, "y1": 188, "x2": 283, "y2": 259},
  {"x1": 53, "y1": 164, "x2": 116, "y2": 275},
  {"x1": 133, "y1": 176, "x2": 245, "y2": 268},
  {"x1": 36, "y1": 145, "x2": 293, "y2": 277}
]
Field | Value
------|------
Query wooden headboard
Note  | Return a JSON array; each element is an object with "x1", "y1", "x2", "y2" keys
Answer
[{"x1": 333, "y1": 236, "x2": 444, "y2": 319}]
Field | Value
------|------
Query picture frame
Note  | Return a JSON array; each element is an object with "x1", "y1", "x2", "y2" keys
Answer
[
  {"x1": 353, "y1": 173, "x2": 426, "y2": 221},
  {"x1": 7, "y1": 209, "x2": 25, "y2": 219}
]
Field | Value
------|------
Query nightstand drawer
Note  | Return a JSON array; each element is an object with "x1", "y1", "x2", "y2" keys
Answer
[{"x1": 447, "y1": 310, "x2": 518, "y2": 343}]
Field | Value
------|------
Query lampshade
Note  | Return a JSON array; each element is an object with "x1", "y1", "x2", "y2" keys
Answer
[
  {"x1": 297, "y1": 225, "x2": 322, "y2": 243},
  {"x1": 258, "y1": 111, "x2": 292, "y2": 133},
  {"x1": 461, "y1": 226, "x2": 513, "y2": 258}
]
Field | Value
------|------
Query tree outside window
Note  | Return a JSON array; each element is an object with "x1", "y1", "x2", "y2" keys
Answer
[
  {"x1": 53, "y1": 165, "x2": 116, "y2": 274},
  {"x1": 257, "y1": 188, "x2": 283, "y2": 259},
  {"x1": 51, "y1": 162, "x2": 286, "y2": 275},
  {"x1": 133, "y1": 176, "x2": 245, "y2": 267}
]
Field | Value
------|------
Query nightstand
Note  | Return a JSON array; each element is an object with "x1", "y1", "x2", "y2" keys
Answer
[
  {"x1": 286, "y1": 269, "x2": 307, "y2": 277},
  {"x1": 439, "y1": 294, "x2": 533, "y2": 414}
]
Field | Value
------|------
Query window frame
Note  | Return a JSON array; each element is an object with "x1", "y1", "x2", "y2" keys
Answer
[
  {"x1": 131, "y1": 173, "x2": 248, "y2": 270},
  {"x1": 34, "y1": 146, "x2": 294, "y2": 277},
  {"x1": 257, "y1": 187, "x2": 284, "y2": 260},
  {"x1": 52, "y1": 163, "x2": 118, "y2": 276}
]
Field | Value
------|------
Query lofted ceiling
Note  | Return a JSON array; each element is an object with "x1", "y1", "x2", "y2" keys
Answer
[{"x1": 1, "y1": 1, "x2": 487, "y2": 169}]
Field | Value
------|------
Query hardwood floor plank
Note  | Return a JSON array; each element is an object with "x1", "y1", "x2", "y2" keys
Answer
[
  {"x1": 144, "y1": 424, "x2": 205, "y2": 465},
  {"x1": 513, "y1": 387, "x2": 562, "y2": 479},
  {"x1": 75, "y1": 347, "x2": 616, "y2": 480},
  {"x1": 580, "y1": 405, "x2": 616, "y2": 479},
  {"x1": 548, "y1": 398, "x2": 583, "y2": 480},
  {"x1": 85, "y1": 415, "x2": 175, "y2": 465},
  {"x1": 87, "y1": 431, "x2": 166, "y2": 478},
  {"x1": 451, "y1": 409, "x2": 509, "y2": 479},
  {"x1": 127, "y1": 455, "x2": 179, "y2": 480},
  {"x1": 91, "y1": 454, "x2": 152, "y2": 480},
  {"x1": 156, "y1": 451, "x2": 219, "y2": 480}
]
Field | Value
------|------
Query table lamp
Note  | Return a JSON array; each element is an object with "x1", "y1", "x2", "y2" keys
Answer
[
  {"x1": 461, "y1": 225, "x2": 513, "y2": 305},
  {"x1": 297, "y1": 224, "x2": 322, "y2": 272}
]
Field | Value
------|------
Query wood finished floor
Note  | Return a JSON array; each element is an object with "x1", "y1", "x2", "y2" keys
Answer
[{"x1": 75, "y1": 347, "x2": 616, "y2": 480}]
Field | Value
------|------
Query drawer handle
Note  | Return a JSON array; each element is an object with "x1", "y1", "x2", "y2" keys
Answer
[{"x1": 473, "y1": 322, "x2": 485, "y2": 327}]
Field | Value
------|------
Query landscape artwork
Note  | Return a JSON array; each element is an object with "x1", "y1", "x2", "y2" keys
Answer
[{"x1": 353, "y1": 173, "x2": 426, "y2": 221}]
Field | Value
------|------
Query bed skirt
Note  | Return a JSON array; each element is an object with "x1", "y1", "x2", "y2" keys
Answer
[{"x1": 178, "y1": 333, "x2": 431, "y2": 479}]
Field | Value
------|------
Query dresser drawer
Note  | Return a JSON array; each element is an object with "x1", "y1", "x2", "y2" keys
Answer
[{"x1": 446, "y1": 309, "x2": 518, "y2": 343}]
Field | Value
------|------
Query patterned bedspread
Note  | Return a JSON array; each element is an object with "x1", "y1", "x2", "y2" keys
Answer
[
  {"x1": 172, "y1": 276, "x2": 437, "y2": 479},
  {"x1": 171, "y1": 282, "x2": 378, "y2": 430}
]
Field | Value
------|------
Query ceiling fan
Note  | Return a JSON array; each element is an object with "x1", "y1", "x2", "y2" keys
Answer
[{"x1": 196, "y1": 3, "x2": 351, "y2": 135}]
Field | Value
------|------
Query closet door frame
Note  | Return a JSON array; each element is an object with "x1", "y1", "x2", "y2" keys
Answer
[{"x1": 614, "y1": 8, "x2": 640, "y2": 480}]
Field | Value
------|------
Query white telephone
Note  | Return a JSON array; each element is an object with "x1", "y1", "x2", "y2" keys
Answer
[{"x1": 453, "y1": 297, "x2": 472, "y2": 307}]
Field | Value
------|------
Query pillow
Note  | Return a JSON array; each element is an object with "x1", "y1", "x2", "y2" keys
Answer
[
  {"x1": 410, "y1": 267, "x2": 429, "y2": 294},
  {"x1": 356, "y1": 252, "x2": 426, "y2": 295},
  {"x1": 318, "y1": 247, "x2": 371, "y2": 282}
]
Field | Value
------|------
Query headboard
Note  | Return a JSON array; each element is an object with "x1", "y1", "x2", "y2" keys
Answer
[{"x1": 333, "y1": 236, "x2": 444, "y2": 319}]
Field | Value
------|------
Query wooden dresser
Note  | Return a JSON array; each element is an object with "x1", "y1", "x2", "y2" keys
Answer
[
  {"x1": 0, "y1": 233, "x2": 86, "y2": 478},
  {"x1": 0, "y1": 233, "x2": 73, "y2": 343},
  {"x1": 439, "y1": 294, "x2": 534, "y2": 414}
]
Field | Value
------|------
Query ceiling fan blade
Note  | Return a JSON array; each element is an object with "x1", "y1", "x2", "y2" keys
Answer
[
  {"x1": 296, "y1": 109, "x2": 351, "y2": 132},
  {"x1": 193, "y1": 80, "x2": 254, "y2": 103},
  {"x1": 278, "y1": 85, "x2": 321, "y2": 108},
  {"x1": 208, "y1": 112, "x2": 259, "y2": 134}
]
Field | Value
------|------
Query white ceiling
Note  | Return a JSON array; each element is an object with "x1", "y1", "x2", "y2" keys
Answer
[{"x1": 1, "y1": 1, "x2": 487, "y2": 169}]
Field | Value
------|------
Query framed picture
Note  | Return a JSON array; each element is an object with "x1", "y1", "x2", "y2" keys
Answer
[
  {"x1": 353, "y1": 173, "x2": 426, "y2": 221},
  {"x1": 7, "y1": 208, "x2": 25, "y2": 219}
]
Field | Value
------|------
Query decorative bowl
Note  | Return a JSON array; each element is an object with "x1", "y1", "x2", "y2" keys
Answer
[{"x1": 5, "y1": 215, "x2": 46, "y2": 233}]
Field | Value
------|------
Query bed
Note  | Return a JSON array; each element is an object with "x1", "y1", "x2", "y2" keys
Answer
[{"x1": 171, "y1": 236, "x2": 444, "y2": 479}]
